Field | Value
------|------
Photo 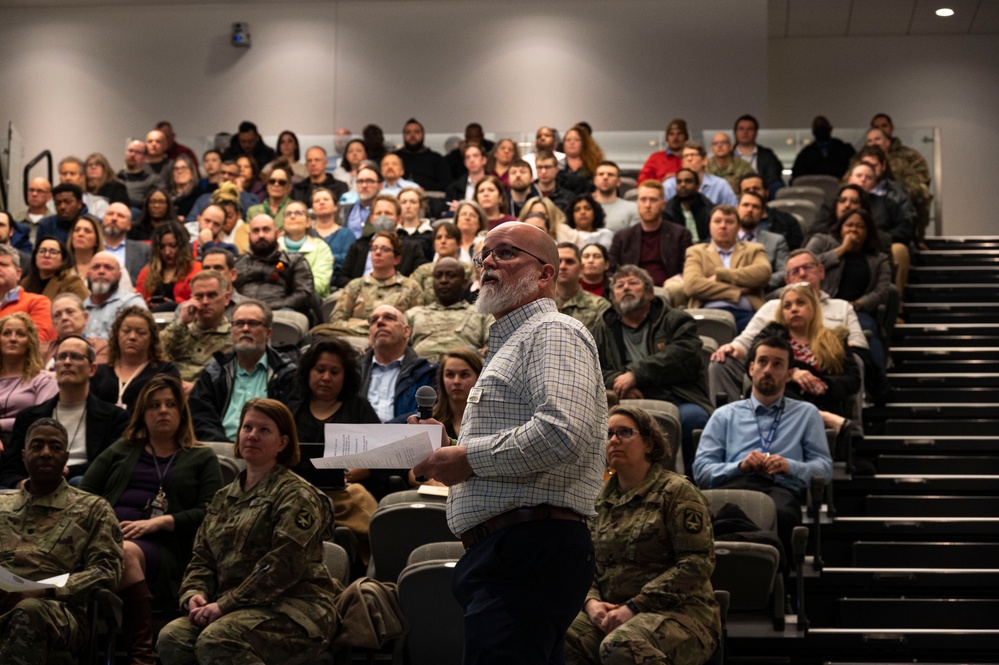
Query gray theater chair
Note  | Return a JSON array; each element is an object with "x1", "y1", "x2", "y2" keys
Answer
[
  {"x1": 398, "y1": 544, "x2": 464, "y2": 665},
  {"x1": 367, "y1": 502, "x2": 459, "y2": 582},
  {"x1": 618, "y1": 399, "x2": 682, "y2": 473}
]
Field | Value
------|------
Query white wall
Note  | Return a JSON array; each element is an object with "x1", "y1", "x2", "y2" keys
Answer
[
  {"x1": 768, "y1": 35, "x2": 999, "y2": 236},
  {"x1": 0, "y1": 0, "x2": 766, "y2": 208}
]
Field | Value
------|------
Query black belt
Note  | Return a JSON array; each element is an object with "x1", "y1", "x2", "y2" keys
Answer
[{"x1": 459, "y1": 504, "x2": 584, "y2": 549}]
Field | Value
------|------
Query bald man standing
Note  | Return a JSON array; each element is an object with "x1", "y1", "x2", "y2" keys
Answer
[{"x1": 413, "y1": 222, "x2": 606, "y2": 665}]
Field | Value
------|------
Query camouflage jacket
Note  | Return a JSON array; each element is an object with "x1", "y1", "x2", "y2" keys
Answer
[
  {"x1": 407, "y1": 301, "x2": 492, "y2": 363},
  {"x1": 555, "y1": 289, "x2": 611, "y2": 332},
  {"x1": 411, "y1": 261, "x2": 475, "y2": 305},
  {"x1": 161, "y1": 319, "x2": 234, "y2": 382},
  {"x1": 328, "y1": 273, "x2": 424, "y2": 337}
]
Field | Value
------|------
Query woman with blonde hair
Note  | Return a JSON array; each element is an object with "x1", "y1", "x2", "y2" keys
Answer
[
  {"x1": 168, "y1": 153, "x2": 206, "y2": 220},
  {"x1": 0, "y1": 313, "x2": 58, "y2": 438},
  {"x1": 84, "y1": 152, "x2": 129, "y2": 205},
  {"x1": 562, "y1": 125, "x2": 605, "y2": 179},
  {"x1": 453, "y1": 200, "x2": 488, "y2": 265},
  {"x1": 518, "y1": 196, "x2": 579, "y2": 245},
  {"x1": 486, "y1": 138, "x2": 521, "y2": 187}
]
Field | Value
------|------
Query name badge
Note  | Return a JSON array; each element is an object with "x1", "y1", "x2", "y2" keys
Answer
[{"x1": 467, "y1": 388, "x2": 483, "y2": 404}]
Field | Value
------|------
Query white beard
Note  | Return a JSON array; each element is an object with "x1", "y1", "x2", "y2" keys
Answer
[{"x1": 476, "y1": 272, "x2": 537, "y2": 316}]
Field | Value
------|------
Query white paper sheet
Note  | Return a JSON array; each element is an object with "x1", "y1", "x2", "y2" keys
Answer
[
  {"x1": 313, "y1": 424, "x2": 442, "y2": 469},
  {"x1": 0, "y1": 564, "x2": 64, "y2": 592}
]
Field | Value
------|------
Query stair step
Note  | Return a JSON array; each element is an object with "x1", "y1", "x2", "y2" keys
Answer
[
  {"x1": 909, "y1": 267, "x2": 999, "y2": 284},
  {"x1": 886, "y1": 373, "x2": 999, "y2": 388},
  {"x1": 852, "y1": 542, "x2": 999, "y2": 568},
  {"x1": 836, "y1": 475, "x2": 999, "y2": 493},
  {"x1": 860, "y1": 435, "x2": 999, "y2": 455},
  {"x1": 879, "y1": 419, "x2": 999, "y2": 436},
  {"x1": 836, "y1": 598, "x2": 999, "y2": 629},
  {"x1": 894, "y1": 334, "x2": 999, "y2": 347},
  {"x1": 875, "y1": 455, "x2": 999, "y2": 476},
  {"x1": 906, "y1": 284, "x2": 999, "y2": 302},
  {"x1": 867, "y1": 403, "x2": 999, "y2": 419},
  {"x1": 888, "y1": 387, "x2": 999, "y2": 402},
  {"x1": 839, "y1": 494, "x2": 999, "y2": 518}
]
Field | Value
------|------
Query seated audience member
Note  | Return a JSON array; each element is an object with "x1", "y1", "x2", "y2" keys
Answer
[
  {"x1": 0, "y1": 313, "x2": 58, "y2": 437},
  {"x1": 200, "y1": 249, "x2": 241, "y2": 310},
  {"x1": 233, "y1": 214, "x2": 316, "y2": 323},
  {"x1": 359, "y1": 304, "x2": 437, "y2": 426},
  {"x1": 168, "y1": 154, "x2": 205, "y2": 220},
  {"x1": 37, "y1": 183, "x2": 85, "y2": 245},
  {"x1": 155, "y1": 399, "x2": 338, "y2": 665},
  {"x1": 738, "y1": 174, "x2": 804, "y2": 250},
  {"x1": 84, "y1": 152, "x2": 129, "y2": 206},
  {"x1": 855, "y1": 145, "x2": 920, "y2": 227},
  {"x1": 394, "y1": 118, "x2": 452, "y2": 192},
  {"x1": 48, "y1": 293, "x2": 109, "y2": 367},
  {"x1": 568, "y1": 194, "x2": 614, "y2": 249},
  {"x1": 593, "y1": 265, "x2": 711, "y2": 467},
  {"x1": 379, "y1": 153, "x2": 419, "y2": 196},
  {"x1": 564, "y1": 404, "x2": 720, "y2": 665},
  {"x1": 396, "y1": 187, "x2": 435, "y2": 259},
  {"x1": 278, "y1": 201, "x2": 333, "y2": 299},
  {"x1": 58, "y1": 156, "x2": 109, "y2": 221},
  {"x1": 532, "y1": 151, "x2": 575, "y2": 215},
  {"x1": 411, "y1": 222, "x2": 472, "y2": 302},
  {"x1": 791, "y1": 115, "x2": 855, "y2": 180},
  {"x1": 332, "y1": 139, "x2": 369, "y2": 192},
  {"x1": 144, "y1": 130, "x2": 174, "y2": 182},
  {"x1": 555, "y1": 243, "x2": 610, "y2": 331},
  {"x1": 592, "y1": 161, "x2": 640, "y2": 233},
  {"x1": 406, "y1": 257, "x2": 490, "y2": 363},
  {"x1": 475, "y1": 175, "x2": 518, "y2": 228},
  {"x1": 129, "y1": 187, "x2": 179, "y2": 242},
  {"x1": 770, "y1": 284, "x2": 862, "y2": 432},
  {"x1": 805, "y1": 209, "x2": 891, "y2": 369},
  {"x1": 236, "y1": 154, "x2": 266, "y2": 202},
  {"x1": 80, "y1": 375, "x2": 223, "y2": 664},
  {"x1": 562, "y1": 124, "x2": 604, "y2": 180},
  {"x1": 737, "y1": 191, "x2": 789, "y2": 291},
  {"x1": 0, "y1": 245, "x2": 56, "y2": 342},
  {"x1": 444, "y1": 143, "x2": 488, "y2": 211},
  {"x1": 245, "y1": 163, "x2": 294, "y2": 229},
  {"x1": 187, "y1": 162, "x2": 260, "y2": 223},
  {"x1": 92, "y1": 306, "x2": 181, "y2": 413},
  {"x1": 198, "y1": 149, "x2": 223, "y2": 192},
  {"x1": 813, "y1": 182, "x2": 870, "y2": 240},
  {"x1": 693, "y1": 334, "x2": 833, "y2": 556},
  {"x1": 363, "y1": 124, "x2": 391, "y2": 179},
  {"x1": 194, "y1": 203, "x2": 239, "y2": 260},
  {"x1": 0, "y1": 209, "x2": 33, "y2": 260},
  {"x1": 522, "y1": 126, "x2": 566, "y2": 177},
  {"x1": 84, "y1": 252, "x2": 147, "y2": 340},
  {"x1": 609, "y1": 181, "x2": 692, "y2": 301},
  {"x1": 733, "y1": 114, "x2": 785, "y2": 194},
  {"x1": 506, "y1": 158, "x2": 542, "y2": 219},
  {"x1": 664, "y1": 168, "x2": 713, "y2": 243},
  {"x1": 161, "y1": 270, "x2": 233, "y2": 390},
  {"x1": 453, "y1": 201, "x2": 488, "y2": 265},
  {"x1": 0, "y1": 418, "x2": 123, "y2": 663},
  {"x1": 682, "y1": 205, "x2": 772, "y2": 331},
  {"x1": 223, "y1": 120, "x2": 277, "y2": 167},
  {"x1": 189, "y1": 300, "x2": 298, "y2": 443},
  {"x1": 664, "y1": 141, "x2": 738, "y2": 207},
  {"x1": 324, "y1": 231, "x2": 423, "y2": 338},
  {"x1": 292, "y1": 145, "x2": 349, "y2": 205},
  {"x1": 15, "y1": 176, "x2": 54, "y2": 229},
  {"x1": 265, "y1": 130, "x2": 307, "y2": 180},
  {"x1": 869, "y1": 113, "x2": 932, "y2": 239},
  {"x1": 519, "y1": 196, "x2": 579, "y2": 245},
  {"x1": 20, "y1": 236, "x2": 88, "y2": 302},
  {"x1": 67, "y1": 215, "x2": 105, "y2": 283},
  {"x1": 486, "y1": 138, "x2": 520, "y2": 187},
  {"x1": 333, "y1": 193, "x2": 427, "y2": 279},
  {"x1": 707, "y1": 132, "x2": 754, "y2": 194},
  {"x1": 709, "y1": 249, "x2": 873, "y2": 405},
  {"x1": 638, "y1": 118, "x2": 688, "y2": 183},
  {"x1": 444, "y1": 123, "x2": 494, "y2": 180},
  {"x1": 102, "y1": 202, "x2": 151, "y2": 284},
  {"x1": 137, "y1": 222, "x2": 200, "y2": 313},
  {"x1": 338, "y1": 162, "x2": 383, "y2": 239},
  {"x1": 0, "y1": 335, "x2": 129, "y2": 488},
  {"x1": 311, "y1": 187, "x2": 355, "y2": 268},
  {"x1": 579, "y1": 242, "x2": 612, "y2": 299},
  {"x1": 119, "y1": 140, "x2": 160, "y2": 209}
]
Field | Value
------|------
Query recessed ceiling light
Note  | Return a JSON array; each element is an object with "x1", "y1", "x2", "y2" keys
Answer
[{"x1": 935, "y1": 7, "x2": 955, "y2": 17}]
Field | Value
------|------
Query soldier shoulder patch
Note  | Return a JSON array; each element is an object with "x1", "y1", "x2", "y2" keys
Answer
[
  {"x1": 295, "y1": 508, "x2": 315, "y2": 530},
  {"x1": 683, "y1": 508, "x2": 703, "y2": 534}
]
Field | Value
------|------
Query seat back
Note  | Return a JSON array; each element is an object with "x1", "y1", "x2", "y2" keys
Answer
[
  {"x1": 767, "y1": 199, "x2": 819, "y2": 231},
  {"x1": 775, "y1": 185, "x2": 826, "y2": 209},
  {"x1": 398, "y1": 558, "x2": 464, "y2": 665},
  {"x1": 701, "y1": 488, "x2": 778, "y2": 531},
  {"x1": 323, "y1": 540, "x2": 350, "y2": 585},
  {"x1": 687, "y1": 308, "x2": 738, "y2": 346},
  {"x1": 699, "y1": 336, "x2": 719, "y2": 370},
  {"x1": 271, "y1": 310, "x2": 309, "y2": 347},
  {"x1": 367, "y1": 503, "x2": 459, "y2": 582},
  {"x1": 618, "y1": 399, "x2": 682, "y2": 472},
  {"x1": 408, "y1": 541, "x2": 466, "y2": 566},
  {"x1": 379, "y1": 489, "x2": 447, "y2": 507},
  {"x1": 711, "y1": 541, "x2": 781, "y2": 612},
  {"x1": 789, "y1": 174, "x2": 840, "y2": 203}
]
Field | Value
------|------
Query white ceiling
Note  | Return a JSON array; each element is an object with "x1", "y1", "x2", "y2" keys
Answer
[{"x1": 769, "y1": 0, "x2": 999, "y2": 36}]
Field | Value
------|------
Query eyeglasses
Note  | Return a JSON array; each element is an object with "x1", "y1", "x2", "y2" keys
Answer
[
  {"x1": 27, "y1": 188, "x2": 49, "y2": 194},
  {"x1": 173, "y1": 165, "x2": 191, "y2": 172},
  {"x1": 786, "y1": 264, "x2": 819, "y2": 278},
  {"x1": 56, "y1": 351, "x2": 89, "y2": 363},
  {"x1": 370, "y1": 245, "x2": 395, "y2": 254},
  {"x1": 535, "y1": 164, "x2": 557, "y2": 171},
  {"x1": 836, "y1": 196, "x2": 860, "y2": 204},
  {"x1": 473, "y1": 244, "x2": 546, "y2": 269},
  {"x1": 38, "y1": 248, "x2": 62, "y2": 257},
  {"x1": 232, "y1": 319, "x2": 266, "y2": 329},
  {"x1": 267, "y1": 178, "x2": 289, "y2": 186},
  {"x1": 356, "y1": 178, "x2": 379, "y2": 186},
  {"x1": 607, "y1": 427, "x2": 638, "y2": 440}
]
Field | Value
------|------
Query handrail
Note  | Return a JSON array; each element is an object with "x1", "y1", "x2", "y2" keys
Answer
[{"x1": 22, "y1": 150, "x2": 53, "y2": 204}]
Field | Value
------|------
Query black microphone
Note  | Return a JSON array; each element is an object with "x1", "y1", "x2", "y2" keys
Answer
[{"x1": 415, "y1": 386, "x2": 437, "y2": 420}]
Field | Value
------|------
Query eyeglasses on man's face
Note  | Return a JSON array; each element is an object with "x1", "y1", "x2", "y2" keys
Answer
[{"x1": 472, "y1": 244, "x2": 546, "y2": 270}]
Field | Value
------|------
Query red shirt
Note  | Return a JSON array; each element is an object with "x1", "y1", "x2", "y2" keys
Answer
[{"x1": 638, "y1": 151, "x2": 682, "y2": 184}]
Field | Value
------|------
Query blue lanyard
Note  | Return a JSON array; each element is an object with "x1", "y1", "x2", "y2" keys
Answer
[{"x1": 748, "y1": 397, "x2": 785, "y2": 455}]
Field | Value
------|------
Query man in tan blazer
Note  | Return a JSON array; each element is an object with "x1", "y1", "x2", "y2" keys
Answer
[{"x1": 682, "y1": 204, "x2": 771, "y2": 331}]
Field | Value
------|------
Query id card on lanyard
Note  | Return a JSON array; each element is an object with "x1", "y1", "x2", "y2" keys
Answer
[{"x1": 750, "y1": 397, "x2": 785, "y2": 456}]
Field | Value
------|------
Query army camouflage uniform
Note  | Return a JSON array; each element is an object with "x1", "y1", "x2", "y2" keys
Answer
[
  {"x1": 322, "y1": 273, "x2": 423, "y2": 337},
  {"x1": 887, "y1": 137, "x2": 932, "y2": 240},
  {"x1": 161, "y1": 319, "x2": 234, "y2": 383},
  {"x1": 565, "y1": 464, "x2": 720, "y2": 665},
  {"x1": 157, "y1": 465, "x2": 339, "y2": 665},
  {"x1": 556, "y1": 290, "x2": 611, "y2": 333},
  {"x1": 706, "y1": 156, "x2": 754, "y2": 195},
  {"x1": 411, "y1": 261, "x2": 475, "y2": 305},
  {"x1": 407, "y1": 301, "x2": 491, "y2": 363},
  {"x1": 0, "y1": 480, "x2": 123, "y2": 665}
]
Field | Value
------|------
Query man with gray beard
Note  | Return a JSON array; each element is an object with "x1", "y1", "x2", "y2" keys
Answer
[
  {"x1": 82, "y1": 252, "x2": 147, "y2": 340},
  {"x1": 411, "y1": 222, "x2": 606, "y2": 665},
  {"x1": 101, "y1": 203, "x2": 151, "y2": 284},
  {"x1": 592, "y1": 264, "x2": 712, "y2": 469}
]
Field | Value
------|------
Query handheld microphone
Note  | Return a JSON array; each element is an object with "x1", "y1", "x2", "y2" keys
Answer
[{"x1": 415, "y1": 386, "x2": 437, "y2": 420}]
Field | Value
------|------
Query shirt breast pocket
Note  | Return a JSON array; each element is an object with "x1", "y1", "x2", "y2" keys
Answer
[
  {"x1": 218, "y1": 498, "x2": 272, "y2": 554},
  {"x1": 35, "y1": 519, "x2": 90, "y2": 571}
]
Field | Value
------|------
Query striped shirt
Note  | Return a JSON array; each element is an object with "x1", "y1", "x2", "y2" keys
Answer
[{"x1": 447, "y1": 298, "x2": 608, "y2": 535}]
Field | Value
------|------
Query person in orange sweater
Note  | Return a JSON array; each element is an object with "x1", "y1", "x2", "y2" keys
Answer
[{"x1": 0, "y1": 244, "x2": 56, "y2": 341}]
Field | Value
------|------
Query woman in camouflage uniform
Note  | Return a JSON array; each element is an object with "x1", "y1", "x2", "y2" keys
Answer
[
  {"x1": 565, "y1": 405, "x2": 720, "y2": 665},
  {"x1": 157, "y1": 398, "x2": 338, "y2": 665}
]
